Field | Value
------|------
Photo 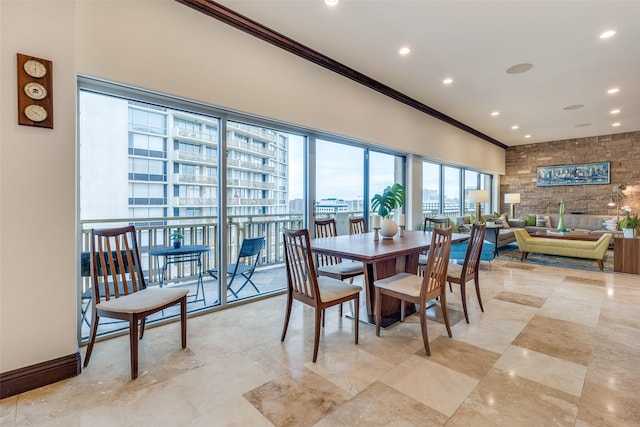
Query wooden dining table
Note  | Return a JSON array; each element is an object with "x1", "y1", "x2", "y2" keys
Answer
[{"x1": 310, "y1": 230, "x2": 469, "y2": 327}]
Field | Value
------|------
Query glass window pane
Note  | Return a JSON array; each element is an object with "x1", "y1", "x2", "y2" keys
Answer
[
  {"x1": 423, "y1": 161, "x2": 441, "y2": 217},
  {"x1": 443, "y1": 166, "x2": 461, "y2": 220}
]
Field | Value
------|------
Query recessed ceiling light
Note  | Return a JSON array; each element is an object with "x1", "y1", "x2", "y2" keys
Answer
[
  {"x1": 610, "y1": 109, "x2": 620, "y2": 114},
  {"x1": 443, "y1": 78, "x2": 453, "y2": 85},
  {"x1": 563, "y1": 104, "x2": 584, "y2": 111},
  {"x1": 607, "y1": 88, "x2": 619, "y2": 94},
  {"x1": 325, "y1": 0, "x2": 339, "y2": 6},
  {"x1": 398, "y1": 47, "x2": 410, "y2": 55},
  {"x1": 612, "y1": 122, "x2": 621, "y2": 127},
  {"x1": 524, "y1": 134, "x2": 531, "y2": 138},
  {"x1": 600, "y1": 30, "x2": 616, "y2": 39},
  {"x1": 575, "y1": 123, "x2": 592, "y2": 128},
  {"x1": 511, "y1": 125, "x2": 519, "y2": 130},
  {"x1": 506, "y1": 63, "x2": 534, "y2": 74},
  {"x1": 491, "y1": 111, "x2": 500, "y2": 117}
]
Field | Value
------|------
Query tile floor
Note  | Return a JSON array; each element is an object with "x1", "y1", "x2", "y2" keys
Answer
[{"x1": 2, "y1": 258, "x2": 639, "y2": 426}]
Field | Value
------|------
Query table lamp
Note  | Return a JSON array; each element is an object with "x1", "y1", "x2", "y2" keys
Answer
[
  {"x1": 504, "y1": 193, "x2": 521, "y2": 218},
  {"x1": 469, "y1": 190, "x2": 489, "y2": 222}
]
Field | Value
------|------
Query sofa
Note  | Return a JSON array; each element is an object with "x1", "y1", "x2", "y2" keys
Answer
[
  {"x1": 456, "y1": 215, "x2": 521, "y2": 250},
  {"x1": 513, "y1": 229, "x2": 613, "y2": 271}
]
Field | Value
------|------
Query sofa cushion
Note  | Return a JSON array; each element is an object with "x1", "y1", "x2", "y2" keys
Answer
[
  {"x1": 536, "y1": 215, "x2": 551, "y2": 227},
  {"x1": 524, "y1": 214, "x2": 537, "y2": 226},
  {"x1": 602, "y1": 217, "x2": 619, "y2": 231}
]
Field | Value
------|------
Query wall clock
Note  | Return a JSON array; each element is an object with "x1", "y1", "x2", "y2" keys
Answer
[{"x1": 17, "y1": 53, "x2": 53, "y2": 129}]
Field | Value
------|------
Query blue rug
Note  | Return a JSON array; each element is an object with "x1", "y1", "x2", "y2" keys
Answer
[{"x1": 497, "y1": 243, "x2": 613, "y2": 273}]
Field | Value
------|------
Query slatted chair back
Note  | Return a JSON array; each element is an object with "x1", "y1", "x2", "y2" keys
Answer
[
  {"x1": 349, "y1": 217, "x2": 367, "y2": 234},
  {"x1": 314, "y1": 219, "x2": 342, "y2": 267},
  {"x1": 462, "y1": 223, "x2": 486, "y2": 279},
  {"x1": 422, "y1": 227, "x2": 453, "y2": 299},
  {"x1": 282, "y1": 227, "x2": 319, "y2": 304},
  {"x1": 423, "y1": 217, "x2": 450, "y2": 232},
  {"x1": 90, "y1": 226, "x2": 143, "y2": 304}
]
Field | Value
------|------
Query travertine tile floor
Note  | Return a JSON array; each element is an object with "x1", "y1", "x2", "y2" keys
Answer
[{"x1": 2, "y1": 258, "x2": 639, "y2": 426}]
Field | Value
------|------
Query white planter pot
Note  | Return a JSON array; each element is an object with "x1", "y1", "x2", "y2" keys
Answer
[
  {"x1": 379, "y1": 218, "x2": 398, "y2": 239},
  {"x1": 623, "y1": 228, "x2": 636, "y2": 238}
]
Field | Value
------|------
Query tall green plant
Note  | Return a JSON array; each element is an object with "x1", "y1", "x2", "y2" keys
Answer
[{"x1": 371, "y1": 183, "x2": 406, "y2": 218}]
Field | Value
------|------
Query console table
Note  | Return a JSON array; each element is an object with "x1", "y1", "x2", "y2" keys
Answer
[
  {"x1": 613, "y1": 237, "x2": 640, "y2": 275},
  {"x1": 149, "y1": 244, "x2": 210, "y2": 304}
]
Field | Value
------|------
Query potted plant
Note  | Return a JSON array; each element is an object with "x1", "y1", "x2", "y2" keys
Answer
[
  {"x1": 170, "y1": 231, "x2": 184, "y2": 249},
  {"x1": 371, "y1": 183, "x2": 406, "y2": 238},
  {"x1": 620, "y1": 206, "x2": 638, "y2": 238}
]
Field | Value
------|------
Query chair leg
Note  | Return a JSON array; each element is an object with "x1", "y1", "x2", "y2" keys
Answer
[
  {"x1": 440, "y1": 289, "x2": 453, "y2": 338},
  {"x1": 354, "y1": 294, "x2": 360, "y2": 344},
  {"x1": 83, "y1": 311, "x2": 99, "y2": 368},
  {"x1": 419, "y1": 302, "x2": 430, "y2": 356},
  {"x1": 322, "y1": 309, "x2": 325, "y2": 327},
  {"x1": 139, "y1": 317, "x2": 146, "y2": 340},
  {"x1": 375, "y1": 287, "x2": 382, "y2": 337},
  {"x1": 130, "y1": 316, "x2": 139, "y2": 380},
  {"x1": 281, "y1": 292, "x2": 293, "y2": 341},
  {"x1": 180, "y1": 296, "x2": 187, "y2": 348},
  {"x1": 474, "y1": 275, "x2": 484, "y2": 313},
  {"x1": 313, "y1": 307, "x2": 322, "y2": 363},
  {"x1": 460, "y1": 281, "x2": 469, "y2": 323}
]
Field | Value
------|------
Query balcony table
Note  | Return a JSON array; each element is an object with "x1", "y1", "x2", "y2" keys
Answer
[
  {"x1": 148, "y1": 244, "x2": 210, "y2": 305},
  {"x1": 310, "y1": 230, "x2": 469, "y2": 327}
]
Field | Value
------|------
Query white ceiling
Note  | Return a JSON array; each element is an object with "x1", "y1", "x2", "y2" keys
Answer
[{"x1": 216, "y1": 0, "x2": 640, "y2": 147}]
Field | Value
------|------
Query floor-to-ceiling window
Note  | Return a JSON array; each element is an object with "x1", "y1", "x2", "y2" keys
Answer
[{"x1": 423, "y1": 161, "x2": 442, "y2": 217}]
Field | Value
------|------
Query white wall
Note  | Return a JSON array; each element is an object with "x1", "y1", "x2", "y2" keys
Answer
[
  {"x1": 1, "y1": 0, "x2": 504, "y2": 375},
  {"x1": 1, "y1": 1, "x2": 77, "y2": 372}
]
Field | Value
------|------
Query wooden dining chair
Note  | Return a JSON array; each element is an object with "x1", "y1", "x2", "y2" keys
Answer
[
  {"x1": 447, "y1": 223, "x2": 486, "y2": 323},
  {"x1": 314, "y1": 219, "x2": 364, "y2": 283},
  {"x1": 349, "y1": 217, "x2": 367, "y2": 234},
  {"x1": 83, "y1": 226, "x2": 189, "y2": 379},
  {"x1": 418, "y1": 217, "x2": 451, "y2": 274},
  {"x1": 281, "y1": 227, "x2": 362, "y2": 362},
  {"x1": 374, "y1": 227, "x2": 453, "y2": 356}
]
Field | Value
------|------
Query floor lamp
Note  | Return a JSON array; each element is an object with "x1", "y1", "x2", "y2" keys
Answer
[
  {"x1": 469, "y1": 190, "x2": 489, "y2": 222},
  {"x1": 504, "y1": 193, "x2": 521, "y2": 218}
]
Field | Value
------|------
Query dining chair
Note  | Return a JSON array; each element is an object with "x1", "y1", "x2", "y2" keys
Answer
[
  {"x1": 447, "y1": 223, "x2": 486, "y2": 323},
  {"x1": 83, "y1": 226, "x2": 188, "y2": 379},
  {"x1": 374, "y1": 227, "x2": 453, "y2": 356},
  {"x1": 207, "y1": 236, "x2": 265, "y2": 298},
  {"x1": 281, "y1": 227, "x2": 362, "y2": 362},
  {"x1": 418, "y1": 217, "x2": 451, "y2": 274},
  {"x1": 349, "y1": 217, "x2": 367, "y2": 234}
]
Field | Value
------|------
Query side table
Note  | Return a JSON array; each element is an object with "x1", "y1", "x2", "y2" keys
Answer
[
  {"x1": 149, "y1": 244, "x2": 211, "y2": 304},
  {"x1": 613, "y1": 237, "x2": 640, "y2": 274}
]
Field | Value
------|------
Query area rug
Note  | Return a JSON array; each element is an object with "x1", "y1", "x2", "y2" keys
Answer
[{"x1": 497, "y1": 243, "x2": 614, "y2": 273}]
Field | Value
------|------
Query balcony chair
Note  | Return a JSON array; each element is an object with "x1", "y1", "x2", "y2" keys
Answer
[
  {"x1": 207, "y1": 236, "x2": 265, "y2": 298},
  {"x1": 418, "y1": 217, "x2": 451, "y2": 274},
  {"x1": 374, "y1": 227, "x2": 453, "y2": 356},
  {"x1": 447, "y1": 223, "x2": 486, "y2": 323},
  {"x1": 349, "y1": 217, "x2": 367, "y2": 234},
  {"x1": 83, "y1": 226, "x2": 188, "y2": 380},
  {"x1": 281, "y1": 227, "x2": 361, "y2": 362}
]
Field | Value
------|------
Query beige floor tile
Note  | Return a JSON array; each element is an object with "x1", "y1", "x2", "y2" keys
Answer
[
  {"x1": 380, "y1": 354, "x2": 478, "y2": 417},
  {"x1": 494, "y1": 290, "x2": 547, "y2": 308},
  {"x1": 494, "y1": 345, "x2": 587, "y2": 397},
  {"x1": 575, "y1": 381, "x2": 640, "y2": 427},
  {"x1": 538, "y1": 293, "x2": 602, "y2": 327},
  {"x1": 420, "y1": 335, "x2": 501, "y2": 380}
]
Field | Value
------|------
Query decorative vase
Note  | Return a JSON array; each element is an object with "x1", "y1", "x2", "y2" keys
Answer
[
  {"x1": 173, "y1": 240, "x2": 181, "y2": 249},
  {"x1": 379, "y1": 218, "x2": 398, "y2": 239},
  {"x1": 623, "y1": 228, "x2": 636, "y2": 238},
  {"x1": 556, "y1": 201, "x2": 568, "y2": 232}
]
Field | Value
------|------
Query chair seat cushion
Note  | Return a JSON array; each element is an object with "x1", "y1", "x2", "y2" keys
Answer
[
  {"x1": 446, "y1": 262, "x2": 463, "y2": 280},
  {"x1": 317, "y1": 261, "x2": 363, "y2": 276},
  {"x1": 374, "y1": 272, "x2": 423, "y2": 298},
  {"x1": 97, "y1": 287, "x2": 189, "y2": 314},
  {"x1": 317, "y1": 276, "x2": 362, "y2": 303},
  {"x1": 418, "y1": 253, "x2": 428, "y2": 265}
]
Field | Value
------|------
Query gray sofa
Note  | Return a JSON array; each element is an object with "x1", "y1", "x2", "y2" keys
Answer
[{"x1": 457, "y1": 214, "x2": 622, "y2": 250}]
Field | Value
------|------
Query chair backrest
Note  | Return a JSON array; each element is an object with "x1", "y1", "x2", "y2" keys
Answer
[
  {"x1": 422, "y1": 227, "x2": 453, "y2": 297},
  {"x1": 238, "y1": 236, "x2": 265, "y2": 259},
  {"x1": 349, "y1": 217, "x2": 367, "y2": 234},
  {"x1": 90, "y1": 226, "x2": 145, "y2": 304},
  {"x1": 282, "y1": 227, "x2": 320, "y2": 305},
  {"x1": 461, "y1": 223, "x2": 486, "y2": 278},
  {"x1": 314, "y1": 219, "x2": 342, "y2": 266},
  {"x1": 423, "y1": 217, "x2": 450, "y2": 232}
]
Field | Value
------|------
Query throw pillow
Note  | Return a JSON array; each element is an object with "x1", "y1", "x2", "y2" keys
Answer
[
  {"x1": 524, "y1": 214, "x2": 537, "y2": 226},
  {"x1": 470, "y1": 214, "x2": 476, "y2": 224},
  {"x1": 602, "y1": 217, "x2": 618, "y2": 231},
  {"x1": 498, "y1": 214, "x2": 510, "y2": 228},
  {"x1": 544, "y1": 215, "x2": 552, "y2": 227},
  {"x1": 536, "y1": 215, "x2": 547, "y2": 227}
]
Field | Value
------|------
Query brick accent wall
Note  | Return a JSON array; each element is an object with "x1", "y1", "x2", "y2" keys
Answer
[{"x1": 502, "y1": 131, "x2": 640, "y2": 217}]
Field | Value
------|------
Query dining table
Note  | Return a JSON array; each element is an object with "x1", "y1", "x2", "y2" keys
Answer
[{"x1": 310, "y1": 230, "x2": 469, "y2": 327}]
